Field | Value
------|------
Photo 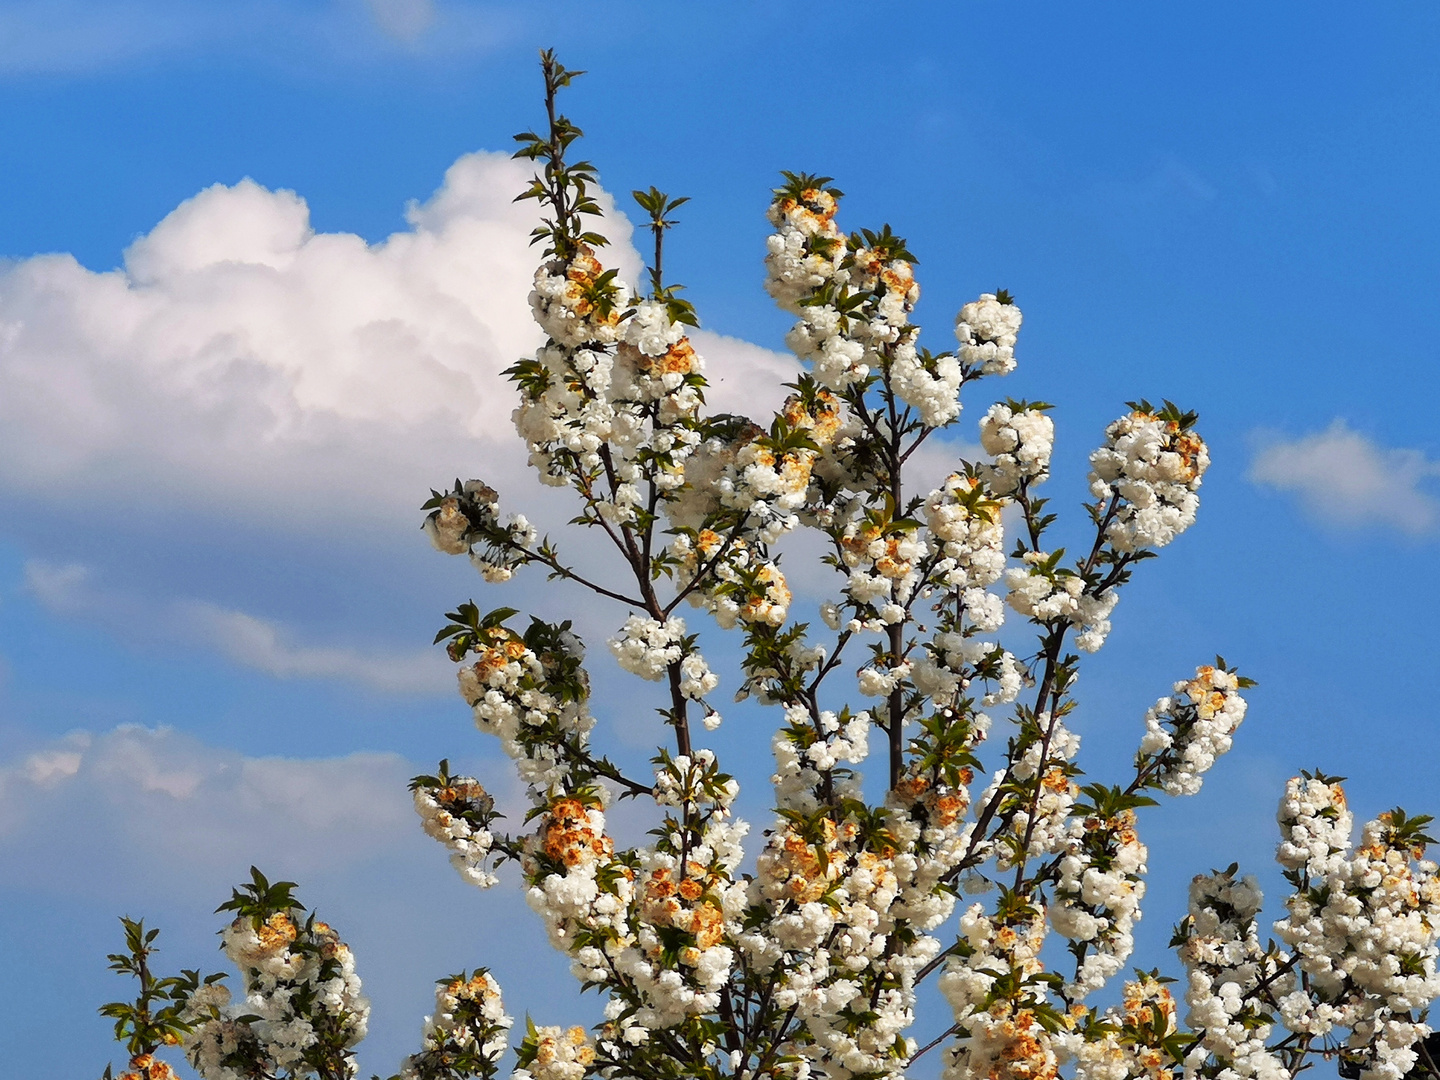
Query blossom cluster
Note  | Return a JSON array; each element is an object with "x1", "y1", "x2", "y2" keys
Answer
[
  {"x1": 1088, "y1": 403, "x2": 1209, "y2": 552},
  {"x1": 516, "y1": 1024, "x2": 597, "y2": 1080},
  {"x1": 412, "y1": 764, "x2": 502, "y2": 888},
  {"x1": 510, "y1": 235, "x2": 708, "y2": 534},
  {"x1": 938, "y1": 902, "x2": 1058, "y2": 1080},
  {"x1": 1136, "y1": 664, "x2": 1250, "y2": 796},
  {"x1": 1175, "y1": 867, "x2": 1291, "y2": 1080},
  {"x1": 114, "y1": 1054, "x2": 180, "y2": 1080},
  {"x1": 954, "y1": 293, "x2": 1022, "y2": 377},
  {"x1": 423, "y1": 479, "x2": 537, "y2": 583},
  {"x1": 453, "y1": 613, "x2": 595, "y2": 798},
  {"x1": 1049, "y1": 793, "x2": 1149, "y2": 1000},
  {"x1": 765, "y1": 178, "x2": 867, "y2": 389},
  {"x1": 978, "y1": 401, "x2": 1054, "y2": 497},
  {"x1": 608, "y1": 615, "x2": 721, "y2": 719},
  {"x1": 986, "y1": 714, "x2": 1084, "y2": 871},
  {"x1": 1273, "y1": 775, "x2": 1440, "y2": 1080},
  {"x1": 181, "y1": 878, "x2": 369, "y2": 1080},
  {"x1": 1004, "y1": 551, "x2": 1120, "y2": 653},
  {"x1": 1071, "y1": 973, "x2": 1179, "y2": 1080},
  {"x1": 397, "y1": 969, "x2": 513, "y2": 1080},
  {"x1": 923, "y1": 472, "x2": 1008, "y2": 602},
  {"x1": 710, "y1": 537, "x2": 797, "y2": 626},
  {"x1": 746, "y1": 702, "x2": 951, "y2": 1080}
]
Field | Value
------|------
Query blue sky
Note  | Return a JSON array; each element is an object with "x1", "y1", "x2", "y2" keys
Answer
[{"x1": 3, "y1": 2, "x2": 1440, "y2": 1076}]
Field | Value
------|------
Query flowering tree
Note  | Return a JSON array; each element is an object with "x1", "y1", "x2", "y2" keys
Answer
[{"x1": 101, "y1": 53, "x2": 1440, "y2": 1080}]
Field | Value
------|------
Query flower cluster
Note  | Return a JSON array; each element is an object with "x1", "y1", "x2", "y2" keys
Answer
[
  {"x1": 411, "y1": 762, "x2": 502, "y2": 889},
  {"x1": 1004, "y1": 551, "x2": 1120, "y2": 653},
  {"x1": 609, "y1": 615, "x2": 686, "y2": 680},
  {"x1": 615, "y1": 300, "x2": 704, "y2": 417},
  {"x1": 521, "y1": 792, "x2": 622, "y2": 951},
  {"x1": 422, "y1": 480, "x2": 537, "y2": 582},
  {"x1": 670, "y1": 528, "x2": 793, "y2": 630},
  {"x1": 749, "y1": 795, "x2": 929, "y2": 1080},
  {"x1": 530, "y1": 246, "x2": 627, "y2": 348},
  {"x1": 939, "y1": 902, "x2": 1058, "y2": 1080},
  {"x1": 912, "y1": 633, "x2": 1023, "y2": 711},
  {"x1": 607, "y1": 616, "x2": 723, "y2": 722},
  {"x1": 1071, "y1": 973, "x2": 1179, "y2": 1080},
  {"x1": 840, "y1": 512, "x2": 929, "y2": 626},
  {"x1": 765, "y1": 177, "x2": 867, "y2": 389},
  {"x1": 183, "y1": 872, "x2": 369, "y2": 1080},
  {"x1": 396, "y1": 969, "x2": 513, "y2": 1080},
  {"x1": 515, "y1": 1023, "x2": 597, "y2": 1080},
  {"x1": 1136, "y1": 664, "x2": 1251, "y2": 796},
  {"x1": 511, "y1": 238, "x2": 707, "y2": 528},
  {"x1": 450, "y1": 610, "x2": 595, "y2": 798},
  {"x1": 923, "y1": 473, "x2": 1009, "y2": 629},
  {"x1": 114, "y1": 1054, "x2": 179, "y2": 1080},
  {"x1": 1049, "y1": 788, "x2": 1151, "y2": 1000},
  {"x1": 1174, "y1": 867, "x2": 1291, "y2": 1080},
  {"x1": 955, "y1": 292, "x2": 1022, "y2": 377},
  {"x1": 1089, "y1": 402, "x2": 1209, "y2": 552},
  {"x1": 770, "y1": 704, "x2": 872, "y2": 812},
  {"x1": 979, "y1": 401, "x2": 1054, "y2": 497},
  {"x1": 1274, "y1": 775, "x2": 1440, "y2": 1080},
  {"x1": 892, "y1": 341, "x2": 965, "y2": 429},
  {"x1": 988, "y1": 714, "x2": 1083, "y2": 871}
]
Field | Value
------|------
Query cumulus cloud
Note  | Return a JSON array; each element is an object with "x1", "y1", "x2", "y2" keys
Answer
[
  {"x1": 0, "y1": 151, "x2": 793, "y2": 541},
  {"x1": 24, "y1": 559, "x2": 452, "y2": 693},
  {"x1": 1249, "y1": 420, "x2": 1440, "y2": 534},
  {"x1": 1, "y1": 153, "x2": 548, "y2": 530}
]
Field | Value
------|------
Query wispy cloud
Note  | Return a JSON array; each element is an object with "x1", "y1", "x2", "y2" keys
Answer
[
  {"x1": 0, "y1": 1, "x2": 217, "y2": 76},
  {"x1": 366, "y1": 0, "x2": 436, "y2": 41},
  {"x1": 0, "y1": 725, "x2": 417, "y2": 868},
  {"x1": 1089, "y1": 154, "x2": 1219, "y2": 222},
  {"x1": 24, "y1": 559, "x2": 453, "y2": 693},
  {"x1": 1249, "y1": 420, "x2": 1440, "y2": 535},
  {"x1": 0, "y1": 0, "x2": 516, "y2": 76}
]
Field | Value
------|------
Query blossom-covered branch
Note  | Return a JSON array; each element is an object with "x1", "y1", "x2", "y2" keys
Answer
[{"x1": 103, "y1": 51, "x2": 1440, "y2": 1080}]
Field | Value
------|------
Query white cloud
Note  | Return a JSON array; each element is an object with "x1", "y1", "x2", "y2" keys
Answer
[
  {"x1": 24, "y1": 559, "x2": 453, "y2": 693},
  {"x1": 1, "y1": 153, "x2": 543, "y2": 529},
  {"x1": 905, "y1": 433, "x2": 984, "y2": 499},
  {"x1": 0, "y1": 726, "x2": 417, "y2": 870},
  {"x1": 0, "y1": 151, "x2": 794, "y2": 542},
  {"x1": 1249, "y1": 420, "x2": 1440, "y2": 534},
  {"x1": 187, "y1": 602, "x2": 450, "y2": 689},
  {"x1": 689, "y1": 328, "x2": 795, "y2": 418}
]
